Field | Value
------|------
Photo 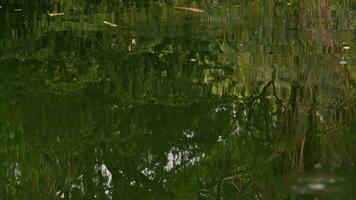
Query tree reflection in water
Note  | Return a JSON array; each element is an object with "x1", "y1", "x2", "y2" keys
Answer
[{"x1": 0, "y1": 0, "x2": 355, "y2": 199}]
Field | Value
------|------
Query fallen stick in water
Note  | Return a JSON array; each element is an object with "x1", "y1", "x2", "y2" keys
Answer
[
  {"x1": 103, "y1": 21, "x2": 118, "y2": 27},
  {"x1": 174, "y1": 7, "x2": 204, "y2": 13}
]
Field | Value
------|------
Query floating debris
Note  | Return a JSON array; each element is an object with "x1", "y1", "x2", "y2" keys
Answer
[
  {"x1": 339, "y1": 60, "x2": 347, "y2": 65},
  {"x1": 48, "y1": 12, "x2": 64, "y2": 17},
  {"x1": 103, "y1": 21, "x2": 117, "y2": 27},
  {"x1": 0, "y1": 6, "x2": 2, "y2": 8},
  {"x1": 174, "y1": 7, "x2": 204, "y2": 13},
  {"x1": 128, "y1": 37, "x2": 136, "y2": 52},
  {"x1": 14, "y1": 8, "x2": 22, "y2": 12},
  {"x1": 131, "y1": 38, "x2": 136, "y2": 46},
  {"x1": 343, "y1": 46, "x2": 350, "y2": 50},
  {"x1": 190, "y1": 58, "x2": 197, "y2": 62}
]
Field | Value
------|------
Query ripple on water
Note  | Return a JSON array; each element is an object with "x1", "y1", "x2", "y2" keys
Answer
[{"x1": 287, "y1": 174, "x2": 344, "y2": 196}]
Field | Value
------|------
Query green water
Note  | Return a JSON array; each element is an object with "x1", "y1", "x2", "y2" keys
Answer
[{"x1": 0, "y1": 1, "x2": 355, "y2": 199}]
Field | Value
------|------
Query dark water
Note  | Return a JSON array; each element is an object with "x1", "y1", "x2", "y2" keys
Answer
[{"x1": 0, "y1": 1, "x2": 355, "y2": 199}]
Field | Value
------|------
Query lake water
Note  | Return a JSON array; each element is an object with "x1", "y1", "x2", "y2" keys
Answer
[{"x1": 0, "y1": 1, "x2": 355, "y2": 199}]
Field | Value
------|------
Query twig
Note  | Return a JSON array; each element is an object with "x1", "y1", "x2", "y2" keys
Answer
[
  {"x1": 103, "y1": 21, "x2": 118, "y2": 27},
  {"x1": 174, "y1": 7, "x2": 204, "y2": 13}
]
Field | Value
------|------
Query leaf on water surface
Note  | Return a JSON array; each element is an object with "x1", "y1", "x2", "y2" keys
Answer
[
  {"x1": 174, "y1": 7, "x2": 204, "y2": 13},
  {"x1": 103, "y1": 21, "x2": 118, "y2": 27},
  {"x1": 48, "y1": 12, "x2": 65, "y2": 17}
]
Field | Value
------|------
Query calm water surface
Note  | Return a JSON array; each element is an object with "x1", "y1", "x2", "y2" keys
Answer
[{"x1": 0, "y1": 1, "x2": 355, "y2": 199}]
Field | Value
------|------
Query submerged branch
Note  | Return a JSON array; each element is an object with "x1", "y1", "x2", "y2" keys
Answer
[{"x1": 247, "y1": 70, "x2": 285, "y2": 108}]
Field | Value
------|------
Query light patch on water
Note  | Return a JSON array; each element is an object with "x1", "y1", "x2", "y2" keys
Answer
[
  {"x1": 71, "y1": 175, "x2": 85, "y2": 194},
  {"x1": 141, "y1": 167, "x2": 155, "y2": 180},
  {"x1": 56, "y1": 174, "x2": 84, "y2": 199},
  {"x1": 292, "y1": 185, "x2": 307, "y2": 194},
  {"x1": 308, "y1": 182, "x2": 325, "y2": 191},
  {"x1": 289, "y1": 174, "x2": 343, "y2": 195},
  {"x1": 233, "y1": 120, "x2": 240, "y2": 136},
  {"x1": 298, "y1": 176, "x2": 341, "y2": 184},
  {"x1": 339, "y1": 60, "x2": 347, "y2": 65},
  {"x1": 164, "y1": 151, "x2": 179, "y2": 172},
  {"x1": 232, "y1": 104, "x2": 237, "y2": 115},
  {"x1": 188, "y1": 154, "x2": 203, "y2": 165},
  {"x1": 243, "y1": 109, "x2": 248, "y2": 117},
  {"x1": 164, "y1": 146, "x2": 203, "y2": 172},
  {"x1": 314, "y1": 162, "x2": 322, "y2": 169},
  {"x1": 232, "y1": 103, "x2": 241, "y2": 136},
  {"x1": 141, "y1": 150, "x2": 154, "y2": 165},
  {"x1": 292, "y1": 182, "x2": 326, "y2": 194},
  {"x1": 215, "y1": 105, "x2": 228, "y2": 113},
  {"x1": 166, "y1": 153, "x2": 174, "y2": 170},
  {"x1": 315, "y1": 111, "x2": 324, "y2": 123},
  {"x1": 183, "y1": 130, "x2": 195, "y2": 139},
  {"x1": 94, "y1": 163, "x2": 113, "y2": 200},
  {"x1": 14, "y1": 162, "x2": 21, "y2": 184},
  {"x1": 217, "y1": 135, "x2": 224, "y2": 143},
  {"x1": 95, "y1": 164, "x2": 113, "y2": 187}
]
